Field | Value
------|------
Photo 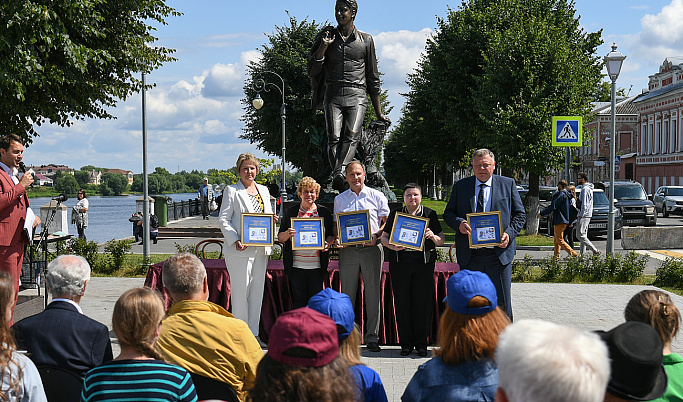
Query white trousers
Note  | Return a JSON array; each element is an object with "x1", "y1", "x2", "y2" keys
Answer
[
  {"x1": 576, "y1": 217, "x2": 598, "y2": 254},
  {"x1": 225, "y1": 251, "x2": 268, "y2": 336}
]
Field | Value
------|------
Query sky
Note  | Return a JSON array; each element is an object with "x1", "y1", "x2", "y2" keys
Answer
[{"x1": 26, "y1": 0, "x2": 683, "y2": 174}]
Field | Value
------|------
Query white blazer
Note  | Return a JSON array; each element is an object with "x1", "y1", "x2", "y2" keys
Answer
[{"x1": 219, "y1": 181, "x2": 273, "y2": 257}]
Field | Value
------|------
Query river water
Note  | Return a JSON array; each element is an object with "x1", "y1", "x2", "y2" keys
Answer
[{"x1": 30, "y1": 193, "x2": 198, "y2": 244}]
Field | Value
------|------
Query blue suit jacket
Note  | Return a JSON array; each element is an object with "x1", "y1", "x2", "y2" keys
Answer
[
  {"x1": 12, "y1": 301, "x2": 113, "y2": 377},
  {"x1": 443, "y1": 175, "x2": 526, "y2": 266}
]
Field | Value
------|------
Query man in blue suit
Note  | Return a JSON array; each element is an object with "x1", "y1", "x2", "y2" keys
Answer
[
  {"x1": 443, "y1": 149, "x2": 526, "y2": 320},
  {"x1": 12, "y1": 255, "x2": 113, "y2": 377}
]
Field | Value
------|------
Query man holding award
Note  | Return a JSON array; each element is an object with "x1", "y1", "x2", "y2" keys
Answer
[
  {"x1": 334, "y1": 161, "x2": 389, "y2": 352},
  {"x1": 443, "y1": 149, "x2": 525, "y2": 320}
]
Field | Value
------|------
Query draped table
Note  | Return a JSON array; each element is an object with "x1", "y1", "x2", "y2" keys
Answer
[{"x1": 145, "y1": 259, "x2": 459, "y2": 345}]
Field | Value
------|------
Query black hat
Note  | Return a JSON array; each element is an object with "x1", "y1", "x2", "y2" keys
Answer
[{"x1": 597, "y1": 321, "x2": 668, "y2": 401}]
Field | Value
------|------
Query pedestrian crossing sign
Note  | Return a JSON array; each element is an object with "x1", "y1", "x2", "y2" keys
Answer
[{"x1": 552, "y1": 116, "x2": 582, "y2": 147}]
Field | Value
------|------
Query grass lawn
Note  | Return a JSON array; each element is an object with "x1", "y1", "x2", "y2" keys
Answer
[{"x1": 421, "y1": 199, "x2": 554, "y2": 246}]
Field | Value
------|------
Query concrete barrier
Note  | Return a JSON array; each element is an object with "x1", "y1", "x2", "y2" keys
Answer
[{"x1": 621, "y1": 226, "x2": 683, "y2": 250}]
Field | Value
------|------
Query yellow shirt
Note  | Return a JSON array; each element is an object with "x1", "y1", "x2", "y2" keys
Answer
[{"x1": 156, "y1": 300, "x2": 263, "y2": 401}]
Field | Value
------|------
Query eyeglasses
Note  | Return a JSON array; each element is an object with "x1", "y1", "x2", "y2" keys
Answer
[{"x1": 472, "y1": 164, "x2": 493, "y2": 169}]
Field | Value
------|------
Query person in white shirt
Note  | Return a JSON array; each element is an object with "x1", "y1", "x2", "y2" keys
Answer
[
  {"x1": 333, "y1": 161, "x2": 389, "y2": 352},
  {"x1": 72, "y1": 189, "x2": 89, "y2": 240},
  {"x1": 576, "y1": 172, "x2": 599, "y2": 255}
]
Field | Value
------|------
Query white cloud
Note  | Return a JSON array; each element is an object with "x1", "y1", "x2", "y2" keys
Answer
[
  {"x1": 200, "y1": 63, "x2": 245, "y2": 97},
  {"x1": 374, "y1": 28, "x2": 432, "y2": 87}
]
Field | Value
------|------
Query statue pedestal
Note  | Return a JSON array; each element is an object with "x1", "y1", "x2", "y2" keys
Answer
[{"x1": 40, "y1": 200, "x2": 69, "y2": 235}]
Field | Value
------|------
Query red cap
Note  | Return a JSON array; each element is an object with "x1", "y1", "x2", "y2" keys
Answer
[{"x1": 268, "y1": 307, "x2": 339, "y2": 367}]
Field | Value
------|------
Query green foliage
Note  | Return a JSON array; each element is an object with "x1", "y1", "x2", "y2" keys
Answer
[
  {"x1": 67, "y1": 238, "x2": 100, "y2": 268},
  {"x1": 511, "y1": 254, "x2": 534, "y2": 282},
  {"x1": 654, "y1": 258, "x2": 683, "y2": 289},
  {"x1": 539, "y1": 256, "x2": 563, "y2": 282},
  {"x1": 74, "y1": 171, "x2": 90, "y2": 188},
  {"x1": 101, "y1": 239, "x2": 134, "y2": 273},
  {"x1": 0, "y1": 0, "x2": 180, "y2": 142},
  {"x1": 100, "y1": 173, "x2": 129, "y2": 196},
  {"x1": 528, "y1": 252, "x2": 647, "y2": 283},
  {"x1": 174, "y1": 242, "x2": 196, "y2": 254},
  {"x1": 387, "y1": 0, "x2": 602, "y2": 185},
  {"x1": 54, "y1": 174, "x2": 79, "y2": 195}
]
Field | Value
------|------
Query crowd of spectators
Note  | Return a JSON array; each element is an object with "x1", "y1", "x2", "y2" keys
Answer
[{"x1": 3, "y1": 253, "x2": 683, "y2": 402}]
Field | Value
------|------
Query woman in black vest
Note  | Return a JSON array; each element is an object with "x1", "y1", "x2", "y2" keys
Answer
[{"x1": 381, "y1": 183, "x2": 445, "y2": 357}]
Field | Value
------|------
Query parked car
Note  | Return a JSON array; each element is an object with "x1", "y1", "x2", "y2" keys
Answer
[
  {"x1": 653, "y1": 186, "x2": 683, "y2": 217},
  {"x1": 538, "y1": 187, "x2": 622, "y2": 239},
  {"x1": 597, "y1": 180, "x2": 657, "y2": 226},
  {"x1": 581, "y1": 189, "x2": 623, "y2": 239}
]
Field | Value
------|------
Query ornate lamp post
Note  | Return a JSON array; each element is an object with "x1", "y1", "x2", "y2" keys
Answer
[
  {"x1": 252, "y1": 71, "x2": 287, "y2": 217},
  {"x1": 604, "y1": 43, "x2": 626, "y2": 255}
]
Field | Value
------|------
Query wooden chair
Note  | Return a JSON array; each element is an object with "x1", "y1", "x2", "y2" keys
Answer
[
  {"x1": 189, "y1": 372, "x2": 240, "y2": 402},
  {"x1": 449, "y1": 243, "x2": 457, "y2": 263},
  {"x1": 37, "y1": 366, "x2": 83, "y2": 402},
  {"x1": 195, "y1": 239, "x2": 224, "y2": 259}
]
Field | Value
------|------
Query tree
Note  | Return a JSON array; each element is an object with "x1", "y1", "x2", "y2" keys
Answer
[
  {"x1": 390, "y1": 0, "x2": 603, "y2": 232},
  {"x1": 55, "y1": 174, "x2": 78, "y2": 195},
  {"x1": 100, "y1": 172, "x2": 128, "y2": 196},
  {"x1": 241, "y1": 15, "x2": 390, "y2": 177},
  {"x1": 0, "y1": 0, "x2": 179, "y2": 142},
  {"x1": 74, "y1": 170, "x2": 90, "y2": 188}
]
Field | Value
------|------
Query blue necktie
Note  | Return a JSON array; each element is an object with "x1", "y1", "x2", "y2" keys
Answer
[{"x1": 477, "y1": 183, "x2": 486, "y2": 213}]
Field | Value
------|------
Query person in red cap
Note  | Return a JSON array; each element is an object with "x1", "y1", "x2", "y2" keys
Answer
[{"x1": 247, "y1": 307, "x2": 356, "y2": 402}]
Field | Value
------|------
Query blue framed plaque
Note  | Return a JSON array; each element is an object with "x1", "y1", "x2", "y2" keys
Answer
[
  {"x1": 467, "y1": 211, "x2": 502, "y2": 248},
  {"x1": 389, "y1": 212, "x2": 429, "y2": 251},
  {"x1": 291, "y1": 217, "x2": 325, "y2": 250},
  {"x1": 240, "y1": 213, "x2": 274, "y2": 246},
  {"x1": 336, "y1": 210, "x2": 371, "y2": 246}
]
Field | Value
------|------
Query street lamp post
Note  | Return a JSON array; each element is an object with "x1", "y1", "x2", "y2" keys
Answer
[
  {"x1": 252, "y1": 71, "x2": 287, "y2": 218},
  {"x1": 604, "y1": 43, "x2": 626, "y2": 255}
]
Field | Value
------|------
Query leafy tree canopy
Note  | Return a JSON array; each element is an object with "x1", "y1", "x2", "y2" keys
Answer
[
  {"x1": 0, "y1": 0, "x2": 179, "y2": 142},
  {"x1": 100, "y1": 172, "x2": 128, "y2": 196}
]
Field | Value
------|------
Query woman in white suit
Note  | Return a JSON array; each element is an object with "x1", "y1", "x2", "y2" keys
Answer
[{"x1": 219, "y1": 153, "x2": 274, "y2": 341}]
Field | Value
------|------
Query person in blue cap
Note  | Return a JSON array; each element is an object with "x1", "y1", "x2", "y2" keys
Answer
[
  {"x1": 402, "y1": 270, "x2": 510, "y2": 402},
  {"x1": 308, "y1": 288, "x2": 388, "y2": 402}
]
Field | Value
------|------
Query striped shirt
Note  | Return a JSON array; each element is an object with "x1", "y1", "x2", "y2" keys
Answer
[{"x1": 81, "y1": 359, "x2": 197, "y2": 402}]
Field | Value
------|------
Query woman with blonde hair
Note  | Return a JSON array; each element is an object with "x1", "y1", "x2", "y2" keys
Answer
[
  {"x1": 219, "y1": 153, "x2": 276, "y2": 343},
  {"x1": 0, "y1": 272, "x2": 46, "y2": 401},
  {"x1": 402, "y1": 270, "x2": 510, "y2": 401},
  {"x1": 278, "y1": 177, "x2": 335, "y2": 308},
  {"x1": 81, "y1": 287, "x2": 197, "y2": 401},
  {"x1": 625, "y1": 289, "x2": 683, "y2": 401}
]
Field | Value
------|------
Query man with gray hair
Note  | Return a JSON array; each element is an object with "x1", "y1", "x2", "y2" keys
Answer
[
  {"x1": 494, "y1": 319, "x2": 610, "y2": 402},
  {"x1": 12, "y1": 255, "x2": 113, "y2": 377},
  {"x1": 156, "y1": 252, "x2": 262, "y2": 401},
  {"x1": 444, "y1": 148, "x2": 526, "y2": 320}
]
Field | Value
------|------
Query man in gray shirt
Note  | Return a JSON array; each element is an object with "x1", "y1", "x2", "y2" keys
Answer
[{"x1": 576, "y1": 172, "x2": 599, "y2": 255}]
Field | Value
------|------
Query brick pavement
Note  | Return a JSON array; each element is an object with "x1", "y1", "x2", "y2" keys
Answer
[{"x1": 72, "y1": 277, "x2": 683, "y2": 402}]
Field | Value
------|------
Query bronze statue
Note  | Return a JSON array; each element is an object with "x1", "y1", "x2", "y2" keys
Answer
[{"x1": 308, "y1": 0, "x2": 391, "y2": 192}]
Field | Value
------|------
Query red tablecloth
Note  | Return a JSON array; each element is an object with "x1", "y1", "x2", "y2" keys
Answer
[{"x1": 146, "y1": 259, "x2": 459, "y2": 345}]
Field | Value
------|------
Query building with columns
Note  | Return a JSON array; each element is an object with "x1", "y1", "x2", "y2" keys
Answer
[{"x1": 632, "y1": 58, "x2": 683, "y2": 194}]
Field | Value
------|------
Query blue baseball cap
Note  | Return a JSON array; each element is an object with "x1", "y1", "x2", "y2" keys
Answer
[
  {"x1": 444, "y1": 270, "x2": 497, "y2": 315},
  {"x1": 308, "y1": 288, "x2": 355, "y2": 340}
]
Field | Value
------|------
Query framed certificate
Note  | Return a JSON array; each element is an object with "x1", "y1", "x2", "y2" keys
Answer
[
  {"x1": 241, "y1": 213, "x2": 274, "y2": 246},
  {"x1": 388, "y1": 212, "x2": 429, "y2": 251},
  {"x1": 336, "y1": 210, "x2": 372, "y2": 246},
  {"x1": 467, "y1": 211, "x2": 503, "y2": 249},
  {"x1": 291, "y1": 217, "x2": 325, "y2": 250}
]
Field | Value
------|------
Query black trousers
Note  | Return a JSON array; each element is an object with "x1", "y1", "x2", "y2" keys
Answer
[
  {"x1": 389, "y1": 259, "x2": 435, "y2": 350},
  {"x1": 289, "y1": 267, "x2": 327, "y2": 309}
]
